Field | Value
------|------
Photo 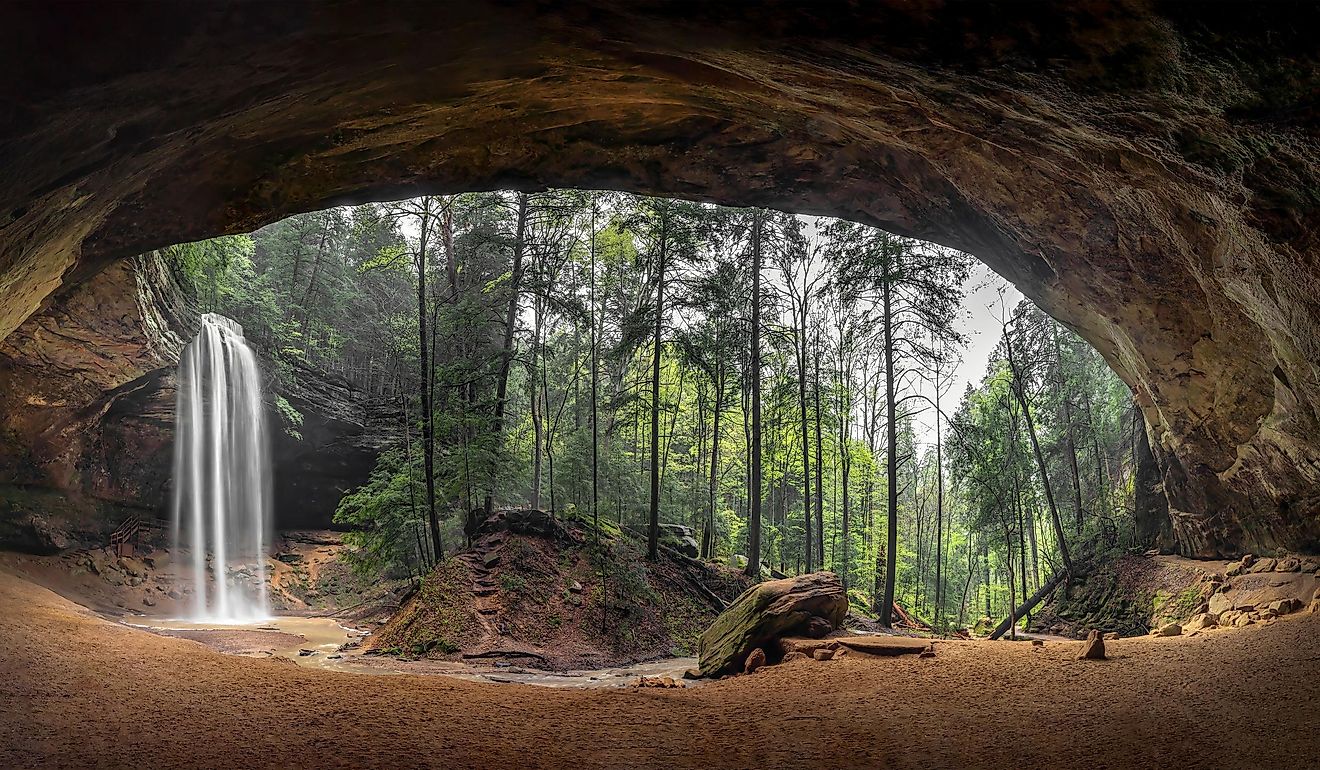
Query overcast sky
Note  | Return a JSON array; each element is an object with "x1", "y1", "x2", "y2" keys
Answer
[{"x1": 907, "y1": 264, "x2": 1023, "y2": 447}]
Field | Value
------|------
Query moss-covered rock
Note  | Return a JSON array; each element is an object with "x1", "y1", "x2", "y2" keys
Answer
[{"x1": 697, "y1": 571, "x2": 847, "y2": 677}]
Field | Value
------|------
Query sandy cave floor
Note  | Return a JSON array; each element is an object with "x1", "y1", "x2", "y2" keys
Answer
[{"x1": 1, "y1": 568, "x2": 1319, "y2": 770}]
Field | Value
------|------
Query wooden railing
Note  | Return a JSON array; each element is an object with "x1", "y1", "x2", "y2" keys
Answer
[{"x1": 109, "y1": 516, "x2": 141, "y2": 557}]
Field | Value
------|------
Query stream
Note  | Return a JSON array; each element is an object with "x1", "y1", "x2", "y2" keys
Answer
[{"x1": 124, "y1": 616, "x2": 700, "y2": 688}]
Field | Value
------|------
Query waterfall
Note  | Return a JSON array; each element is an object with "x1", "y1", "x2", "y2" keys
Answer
[{"x1": 171, "y1": 313, "x2": 272, "y2": 622}]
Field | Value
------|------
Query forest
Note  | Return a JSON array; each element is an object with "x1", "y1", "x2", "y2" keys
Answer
[{"x1": 168, "y1": 190, "x2": 1135, "y2": 633}]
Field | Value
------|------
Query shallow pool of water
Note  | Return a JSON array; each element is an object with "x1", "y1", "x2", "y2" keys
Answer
[{"x1": 124, "y1": 615, "x2": 700, "y2": 688}]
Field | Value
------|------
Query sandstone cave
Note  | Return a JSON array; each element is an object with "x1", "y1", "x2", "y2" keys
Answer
[{"x1": 1, "y1": 3, "x2": 1318, "y2": 769}]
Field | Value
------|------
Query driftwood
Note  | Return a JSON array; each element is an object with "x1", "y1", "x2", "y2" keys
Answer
[{"x1": 989, "y1": 568, "x2": 1068, "y2": 640}]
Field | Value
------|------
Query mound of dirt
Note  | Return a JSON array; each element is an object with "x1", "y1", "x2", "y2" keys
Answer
[{"x1": 365, "y1": 512, "x2": 751, "y2": 669}]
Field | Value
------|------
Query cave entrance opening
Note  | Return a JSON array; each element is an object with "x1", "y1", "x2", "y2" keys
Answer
[{"x1": 147, "y1": 187, "x2": 1139, "y2": 638}]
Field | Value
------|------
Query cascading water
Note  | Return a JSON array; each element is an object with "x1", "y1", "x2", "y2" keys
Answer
[{"x1": 171, "y1": 313, "x2": 272, "y2": 622}]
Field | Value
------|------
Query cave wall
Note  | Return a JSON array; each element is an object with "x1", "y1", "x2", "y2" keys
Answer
[{"x1": 1, "y1": 2, "x2": 1318, "y2": 555}]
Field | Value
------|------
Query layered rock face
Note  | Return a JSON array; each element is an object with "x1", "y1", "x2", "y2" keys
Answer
[
  {"x1": 0, "y1": 252, "x2": 189, "y2": 548},
  {"x1": 0, "y1": 253, "x2": 393, "y2": 547},
  {"x1": 1, "y1": 2, "x2": 1317, "y2": 555}
]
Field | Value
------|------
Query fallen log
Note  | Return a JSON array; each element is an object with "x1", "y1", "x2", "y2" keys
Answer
[{"x1": 989, "y1": 568, "x2": 1067, "y2": 640}]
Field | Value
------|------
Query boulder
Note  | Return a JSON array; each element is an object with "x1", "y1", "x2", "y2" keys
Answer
[
  {"x1": 697, "y1": 571, "x2": 847, "y2": 677},
  {"x1": 1208, "y1": 592, "x2": 1234, "y2": 616},
  {"x1": 1077, "y1": 630, "x2": 1106, "y2": 660},
  {"x1": 636, "y1": 676, "x2": 681, "y2": 688},
  {"x1": 781, "y1": 651, "x2": 809, "y2": 664},
  {"x1": 657, "y1": 524, "x2": 700, "y2": 558},
  {"x1": 1248, "y1": 557, "x2": 1278, "y2": 574},
  {"x1": 811, "y1": 648, "x2": 835, "y2": 661},
  {"x1": 1265, "y1": 598, "x2": 1303, "y2": 615},
  {"x1": 744, "y1": 648, "x2": 767, "y2": 674},
  {"x1": 1184, "y1": 613, "x2": 1218, "y2": 632},
  {"x1": 1153, "y1": 622, "x2": 1183, "y2": 637},
  {"x1": 1277, "y1": 558, "x2": 1301, "y2": 572}
]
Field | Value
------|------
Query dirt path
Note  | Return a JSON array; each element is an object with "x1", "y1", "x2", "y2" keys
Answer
[{"x1": 2, "y1": 567, "x2": 1318, "y2": 769}]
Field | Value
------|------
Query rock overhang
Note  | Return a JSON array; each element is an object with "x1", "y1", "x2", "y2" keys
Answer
[{"x1": 2, "y1": 1, "x2": 1318, "y2": 555}]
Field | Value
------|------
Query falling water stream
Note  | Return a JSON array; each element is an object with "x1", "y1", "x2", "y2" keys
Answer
[{"x1": 171, "y1": 313, "x2": 272, "y2": 622}]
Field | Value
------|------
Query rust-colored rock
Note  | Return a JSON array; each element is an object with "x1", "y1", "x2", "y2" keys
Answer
[
  {"x1": 698, "y1": 571, "x2": 847, "y2": 677},
  {"x1": 1077, "y1": 630, "x2": 1106, "y2": 661},
  {"x1": 744, "y1": 648, "x2": 767, "y2": 674}
]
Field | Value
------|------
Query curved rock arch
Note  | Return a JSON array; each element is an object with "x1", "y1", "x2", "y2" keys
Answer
[{"x1": 2, "y1": 2, "x2": 1317, "y2": 555}]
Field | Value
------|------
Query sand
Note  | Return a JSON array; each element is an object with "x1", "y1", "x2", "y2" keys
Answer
[{"x1": 1, "y1": 567, "x2": 1318, "y2": 769}]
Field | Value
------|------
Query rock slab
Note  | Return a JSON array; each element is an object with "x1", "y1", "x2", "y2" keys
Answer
[{"x1": 697, "y1": 571, "x2": 847, "y2": 677}]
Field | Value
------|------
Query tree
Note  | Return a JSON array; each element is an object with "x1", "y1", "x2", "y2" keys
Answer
[{"x1": 825, "y1": 225, "x2": 971, "y2": 626}]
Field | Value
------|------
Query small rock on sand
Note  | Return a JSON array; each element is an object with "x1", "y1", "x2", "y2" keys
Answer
[
  {"x1": 744, "y1": 648, "x2": 767, "y2": 674},
  {"x1": 811, "y1": 648, "x2": 835, "y2": 661},
  {"x1": 1152, "y1": 622, "x2": 1182, "y2": 637},
  {"x1": 1077, "y1": 630, "x2": 1106, "y2": 660}
]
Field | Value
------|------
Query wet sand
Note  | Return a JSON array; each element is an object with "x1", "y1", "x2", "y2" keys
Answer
[
  {"x1": 2, "y1": 567, "x2": 1318, "y2": 769},
  {"x1": 129, "y1": 615, "x2": 700, "y2": 686}
]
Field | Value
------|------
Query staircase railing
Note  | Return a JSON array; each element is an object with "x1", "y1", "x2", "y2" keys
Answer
[{"x1": 109, "y1": 516, "x2": 142, "y2": 557}]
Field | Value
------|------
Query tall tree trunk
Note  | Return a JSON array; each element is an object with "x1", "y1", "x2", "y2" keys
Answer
[
  {"x1": 933, "y1": 366, "x2": 945, "y2": 629},
  {"x1": 813, "y1": 329, "x2": 824, "y2": 566},
  {"x1": 881, "y1": 275, "x2": 898, "y2": 627},
  {"x1": 796, "y1": 306, "x2": 813, "y2": 572},
  {"x1": 704, "y1": 365, "x2": 722, "y2": 559},
  {"x1": 1053, "y1": 325, "x2": 1085, "y2": 534},
  {"x1": 442, "y1": 201, "x2": 458, "y2": 297},
  {"x1": 300, "y1": 216, "x2": 332, "y2": 343},
  {"x1": 482, "y1": 192, "x2": 530, "y2": 522},
  {"x1": 983, "y1": 539, "x2": 992, "y2": 619},
  {"x1": 589, "y1": 198, "x2": 600, "y2": 537},
  {"x1": 647, "y1": 215, "x2": 668, "y2": 560},
  {"x1": 1005, "y1": 330, "x2": 1073, "y2": 573},
  {"x1": 1001, "y1": 513, "x2": 1018, "y2": 640},
  {"x1": 529, "y1": 301, "x2": 544, "y2": 509},
  {"x1": 413, "y1": 203, "x2": 442, "y2": 561},
  {"x1": 745, "y1": 210, "x2": 764, "y2": 578},
  {"x1": 401, "y1": 394, "x2": 428, "y2": 569}
]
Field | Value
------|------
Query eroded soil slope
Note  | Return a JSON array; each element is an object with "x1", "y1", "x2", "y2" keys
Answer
[{"x1": 368, "y1": 511, "x2": 750, "y2": 669}]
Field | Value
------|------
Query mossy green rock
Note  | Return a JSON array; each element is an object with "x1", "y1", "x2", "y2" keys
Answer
[{"x1": 697, "y1": 571, "x2": 847, "y2": 677}]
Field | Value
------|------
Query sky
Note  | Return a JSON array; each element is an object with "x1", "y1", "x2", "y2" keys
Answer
[{"x1": 908, "y1": 264, "x2": 1022, "y2": 447}]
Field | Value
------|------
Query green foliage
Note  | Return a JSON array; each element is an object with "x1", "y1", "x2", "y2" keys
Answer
[
  {"x1": 273, "y1": 395, "x2": 304, "y2": 440},
  {"x1": 174, "y1": 187, "x2": 1135, "y2": 639},
  {"x1": 332, "y1": 450, "x2": 429, "y2": 579}
]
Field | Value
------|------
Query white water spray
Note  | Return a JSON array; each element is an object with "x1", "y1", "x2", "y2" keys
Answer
[{"x1": 171, "y1": 313, "x2": 272, "y2": 622}]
